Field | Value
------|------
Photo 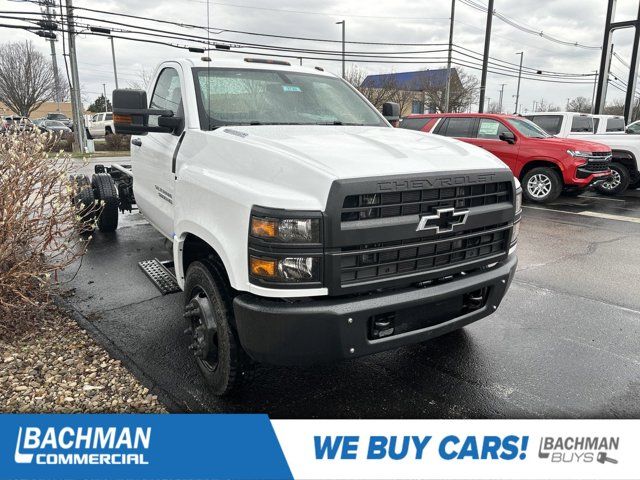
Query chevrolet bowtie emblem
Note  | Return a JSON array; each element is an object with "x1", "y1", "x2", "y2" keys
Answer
[{"x1": 416, "y1": 207, "x2": 469, "y2": 233}]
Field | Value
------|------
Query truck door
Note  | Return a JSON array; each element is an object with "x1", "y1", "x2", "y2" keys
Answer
[
  {"x1": 470, "y1": 118, "x2": 520, "y2": 171},
  {"x1": 132, "y1": 64, "x2": 184, "y2": 238}
]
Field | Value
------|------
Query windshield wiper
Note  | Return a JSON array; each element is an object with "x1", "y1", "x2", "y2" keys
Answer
[{"x1": 315, "y1": 121, "x2": 366, "y2": 126}]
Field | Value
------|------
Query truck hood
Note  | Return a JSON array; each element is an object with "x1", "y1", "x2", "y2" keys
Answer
[
  {"x1": 569, "y1": 132, "x2": 640, "y2": 151},
  {"x1": 213, "y1": 125, "x2": 509, "y2": 179},
  {"x1": 539, "y1": 136, "x2": 612, "y2": 152}
]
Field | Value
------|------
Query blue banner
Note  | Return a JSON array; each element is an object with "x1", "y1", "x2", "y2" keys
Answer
[{"x1": 0, "y1": 414, "x2": 292, "y2": 479}]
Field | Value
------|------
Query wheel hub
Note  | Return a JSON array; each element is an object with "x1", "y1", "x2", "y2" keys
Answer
[
  {"x1": 184, "y1": 292, "x2": 219, "y2": 369},
  {"x1": 527, "y1": 174, "x2": 552, "y2": 199},
  {"x1": 602, "y1": 169, "x2": 621, "y2": 190}
]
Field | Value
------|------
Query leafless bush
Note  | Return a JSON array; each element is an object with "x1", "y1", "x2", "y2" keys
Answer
[
  {"x1": 0, "y1": 130, "x2": 99, "y2": 337},
  {"x1": 103, "y1": 133, "x2": 131, "y2": 151}
]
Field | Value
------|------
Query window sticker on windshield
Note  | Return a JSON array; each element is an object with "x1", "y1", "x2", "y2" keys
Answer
[
  {"x1": 282, "y1": 85, "x2": 302, "y2": 92},
  {"x1": 479, "y1": 121, "x2": 499, "y2": 136}
]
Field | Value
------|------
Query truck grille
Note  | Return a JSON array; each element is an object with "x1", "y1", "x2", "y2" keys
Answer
[
  {"x1": 339, "y1": 224, "x2": 510, "y2": 285},
  {"x1": 341, "y1": 182, "x2": 511, "y2": 222},
  {"x1": 581, "y1": 160, "x2": 611, "y2": 172}
]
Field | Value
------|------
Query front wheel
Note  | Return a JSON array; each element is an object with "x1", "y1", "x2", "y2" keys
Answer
[
  {"x1": 183, "y1": 260, "x2": 251, "y2": 396},
  {"x1": 522, "y1": 167, "x2": 562, "y2": 203},
  {"x1": 596, "y1": 162, "x2": 630, "y2": 196}
]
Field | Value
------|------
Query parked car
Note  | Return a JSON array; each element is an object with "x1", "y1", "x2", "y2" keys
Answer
[
  {"x1": 72, "y1": 57, "x2": 521, "y2": 395},
  {"x1": 1, "y1": 116, "x2": 34, "y2": 133},
  {"x1": 401, "y1": 113, "x2": 612, "y2": 203},
  {"x1": 524, "y1": 111, "x2": 640, "y2": 194},
  {"x1": 88, "y1": 112, "x2": 114, "y2": 139},
  {"x1": 45, "y1": 112, "x2": 73, "y2": 130},
  {"x1": 37, "y1": 119, "x2": 72, "y2": 134}
]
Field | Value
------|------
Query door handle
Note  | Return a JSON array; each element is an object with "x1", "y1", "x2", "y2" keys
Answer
[{"x1": 132, "y1": 138, "x2": 142, "y2": 147}]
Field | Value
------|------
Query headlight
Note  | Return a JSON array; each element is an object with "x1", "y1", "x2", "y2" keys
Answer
[
  {"x1": 250, "y1": 216, "x2": 320, "y2": 243},
  {"x1": 567, "y1": 150, "x2": 592, "y2": 158},
  {"x1": 250, "y1": 255, "x2": 320, "y2": 282},
  {"x1": 514, "y1": 178, "x2": 522, "y2": 213}
]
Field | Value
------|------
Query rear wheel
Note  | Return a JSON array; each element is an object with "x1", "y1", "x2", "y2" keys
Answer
[
  {"x1": 596, "y1": 162, "x2": 630, "y2": 196},
  {"x1": 522, "y1": 167, "x2": 562, "y2": 203},
  {"x1": 184, "y1": 259, "x2": 252, "y2": 395},
  {"x1": 70, "y1": 174, "x2": 96, "y2": 229},
  {"x1": 91, "y1": 173, "x2": 119, "y2": 232}
]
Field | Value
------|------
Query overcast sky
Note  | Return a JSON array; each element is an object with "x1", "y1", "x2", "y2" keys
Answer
[{"x1": 2, "y1": 0, "x2": 640, "y2": 112}]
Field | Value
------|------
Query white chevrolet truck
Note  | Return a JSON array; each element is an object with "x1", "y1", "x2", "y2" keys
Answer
[
  {"x1": 77, "y1": 57, "x2": 521, "y2": 395},
  {"x1": 525, "y1": 111, "x2": 640, "y2": 194}
]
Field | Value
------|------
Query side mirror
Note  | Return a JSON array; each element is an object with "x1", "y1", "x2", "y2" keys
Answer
[
  {"x1": 382, "y1": 102, "x2": 400, "y2": 123},
  {"x1": 113, "y1": 89, "x2": 180, "y2": 135},
  {"x1": 499, "y1": 131, "x2": 516, "y2": 144}
]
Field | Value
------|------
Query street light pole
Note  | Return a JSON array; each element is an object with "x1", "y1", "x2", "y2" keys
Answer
[
  {"x1": 498, "y1": 83, "x2": 506, "y2": 112},
  {"x1": 336, "y1": 20, "x2": 345, "y2": 78},
  {"x1": 103, "y1": 83, "x2": 108, "y2": 113},
  {"x1": 444, "y1": 0, "x2": 455, "y2": 112},
  {"x1": 110, "y1": 36, "x2": 119, "y2": 89},
  {"x1": 591, "y1": 70, "x2": 598, "y2": 113},
  {"x1": 515, "y1": 51, "x2": 523, "y2": 113},
  {"x1": 486, "y1": 96, "x2": 491, "y2": 112}
]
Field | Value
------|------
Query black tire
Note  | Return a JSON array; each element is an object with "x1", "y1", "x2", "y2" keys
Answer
[
  {"x1": 596, "y1": 162, "x2": 631, "y2": 196},
  {"x1": 183, "y1": 259, "x2": 251, "y2": 396},
  {"x1": 85, "y1": 127, "x2": 93, "y2": 140},
  {"x1": 91, "y1": 173, "x2": 119, "y2": 232},
  {"x1": 105, "y1": 126, "x2": 113, "y2": 136},
  {"x1": 70, "y1": 174, "x2": 96, "y2": 227},
  {"x1": 522, "y1": 167, "x2": 562, "y2": 203}
]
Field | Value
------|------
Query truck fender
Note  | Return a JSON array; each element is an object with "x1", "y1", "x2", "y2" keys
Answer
[{"x1": 172, "y1": 222, "x2": 236, "y2": 290}]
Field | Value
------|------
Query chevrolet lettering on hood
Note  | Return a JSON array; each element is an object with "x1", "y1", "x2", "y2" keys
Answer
[{"x1": 377, "y1": 173, "x2": 498, "y2": 192}]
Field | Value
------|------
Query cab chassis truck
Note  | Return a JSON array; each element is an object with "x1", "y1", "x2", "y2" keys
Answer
[{"x1": 72, "y1": 57, "x2": 521, "y2": 395}]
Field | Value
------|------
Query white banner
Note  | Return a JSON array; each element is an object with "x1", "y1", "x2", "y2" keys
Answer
[{"x1": 272, "y1": 419, "x2": 640, "y2": 480}]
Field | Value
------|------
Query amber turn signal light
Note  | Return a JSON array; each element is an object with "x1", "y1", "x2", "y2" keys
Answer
[
  {"x1": 250, "y1": 217, "x2": 277, "y2": 238},
  {"x1": 250, "y1": 256, "x2": 276, "y2": 277},
  {"x1": 113, "y1": 114, "x2": 132, "y2": 125}
]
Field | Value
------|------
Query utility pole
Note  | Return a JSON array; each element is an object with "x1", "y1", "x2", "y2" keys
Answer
[
  {"x1": 591, "y1": 70, "x2": 598, "y2": 113},
  {"x1": 444, "y1": 0, "x2": 456, "y2": 112},
  {"x1": 515, "y1": 51, "x2": 523, "y2": 113},
  {"x1": 110, "y1": 36, "x2": 119, "y2": 89},
  {"x1": 336, "y1": 20, "x2": 345, "y2": 78},
  {"x1": 44, "y1": 3, "x2": 61, "y2": 112},
  {"x1": 478, "y1": 0, "x2": 494, "y2": 112},
  {"x1": 65, "y1": 0, "x2": 87, "y2": 153},
  {"x1": 103, "y1": 83, "x2": 108, "y2": 112},
  {"x1": 486, "y1": 96, "x2": 491, "y2": 112},
  {"x1": 498, "y1": 83, "x2": 506, "y2": 113}
]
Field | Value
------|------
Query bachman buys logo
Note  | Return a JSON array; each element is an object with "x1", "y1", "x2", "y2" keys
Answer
[{"x1": 14, "y1": 426, "x2": 151, "y2": 465}]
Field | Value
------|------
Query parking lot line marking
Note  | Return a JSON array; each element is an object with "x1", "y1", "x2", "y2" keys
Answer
[
  {"x1": 524, "y1": 205, "x2": 640, "y2": 224},
  {"x1": 577, "y1": 210, "x2": 640, "y2": 224},
  {"x1": 577, "y1": 195, "x2": 625, "y2": 202}
]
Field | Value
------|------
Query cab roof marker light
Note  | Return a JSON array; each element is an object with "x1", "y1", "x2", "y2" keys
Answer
[{"x1": 244, "y1": 58, "x2": 291, "y2": 66}]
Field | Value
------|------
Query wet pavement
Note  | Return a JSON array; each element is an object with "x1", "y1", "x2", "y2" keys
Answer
[{"x1": 62, "y1": 160, "x2": 640, "y2": 417}]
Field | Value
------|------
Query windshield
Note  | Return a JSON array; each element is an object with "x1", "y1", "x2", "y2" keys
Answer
[
  {"x1": 48, "y1": 113, "x2": 66, "y2": 120},
  {"x1": 506, "y1": 118, "x2": 551, "y2": 138},
  {"x1": 192, "y1": 67, "x2": 386, "y2": 129}
]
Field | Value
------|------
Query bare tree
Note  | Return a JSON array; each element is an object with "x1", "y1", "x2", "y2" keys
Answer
[
  {"x1": 567, "y1": 96, "x2": 592, "y2": 113},
  {"x1": 486, "y1": 101, "x2": 501, "y2": 113},
  {"x1": 127, "y1": 67, "x2": 153, "y2": 90},
  {"x1": 0, "y1": 40, "x2": 58, "y2": 117},
  {"x1": 346, "y1": 65, "x2": 398, "y2": 109},
  {"x1": 533, "y1": 98, "x2": 560, "y2": 112},
  {"x1": 420, "y1": 68, "x2": 478, "y2": 113},
  {"x1": 603, "y1": 99, "x2": 624, "y2": 116}
]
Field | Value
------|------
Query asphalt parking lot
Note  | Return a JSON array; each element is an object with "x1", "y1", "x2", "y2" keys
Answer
[{"x1": 63, "y1": 157, "x2": 640, "y2": 418}]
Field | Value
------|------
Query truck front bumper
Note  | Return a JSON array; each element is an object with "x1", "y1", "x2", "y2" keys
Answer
[{"x1": 233, "y1": 253, "x2": 517, "y2": 366}]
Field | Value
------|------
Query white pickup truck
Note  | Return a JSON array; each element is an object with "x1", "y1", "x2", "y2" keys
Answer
[
  {"x1": 76, "y1": 57, "x2": 521, "y2": 395},
  {"x1": 525, "y1": 111, "x2": 640, "y2": 194},
  {"x1": 87, "y1": 112, "x2": 114, "y2": 139}
]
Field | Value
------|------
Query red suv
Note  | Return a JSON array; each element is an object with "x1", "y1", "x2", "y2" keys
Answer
[{"x1": 401, "y1": 113, "x2": 613, "y2": 203}]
